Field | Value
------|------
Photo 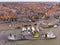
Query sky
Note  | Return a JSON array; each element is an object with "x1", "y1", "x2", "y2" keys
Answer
[{"x1": 0, "y1": 0, "x2": 60, "y2": 2}]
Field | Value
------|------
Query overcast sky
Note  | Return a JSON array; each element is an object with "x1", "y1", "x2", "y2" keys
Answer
[{"x1": 0, "y1": 0, "x2": 60, "y2": 2}]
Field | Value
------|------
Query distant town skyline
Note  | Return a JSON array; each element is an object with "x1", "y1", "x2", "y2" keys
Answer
[{"x1": 0, "y1": 0, "x2": 60, "y2": 2}]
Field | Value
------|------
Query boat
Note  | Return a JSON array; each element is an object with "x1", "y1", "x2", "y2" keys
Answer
[
  {"x1": 8, "y1": 26, "x2": 56, "y2": 41},
  {"x1": 8, "y1": 30, "x2": 45, "y2": 41},
  {"x1": 8, "y1": 35, "x2": 18, "y2": 40},
  {"x1": 46, "y1": 32, "x2": 56, "y2": 39},
  {"x1": 8, "y1": 32, "x2": 56, "y2": 41},
  {"x1": 8, "y1": 34, "x2": 45, "y2": 41}
]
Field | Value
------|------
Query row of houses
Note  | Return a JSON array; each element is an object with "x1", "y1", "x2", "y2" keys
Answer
[{"x1": 0, "y1": 3, "x2": 60, "y2": 23}]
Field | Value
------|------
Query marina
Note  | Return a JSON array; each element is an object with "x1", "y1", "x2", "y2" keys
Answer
[{"x1": 0, "y1": 2, "x2": 59, "y2": 45}]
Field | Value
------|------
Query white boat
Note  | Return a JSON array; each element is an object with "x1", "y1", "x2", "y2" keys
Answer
[
  {"x1": 46, "y1": 32, "x2": 56, "y2": 39},
  {"x1": 8, "y1": 34, "x2": 28, "y2": 41},
  {"x1": 8, "y1": 31, "x2": 56, "y2": 41},
  {"x1": 22, "y1": 27, "x2": 27, "y2": 32},
  {"x1": 8, "y1": 35, "x2": 17, "y2": 40}
]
